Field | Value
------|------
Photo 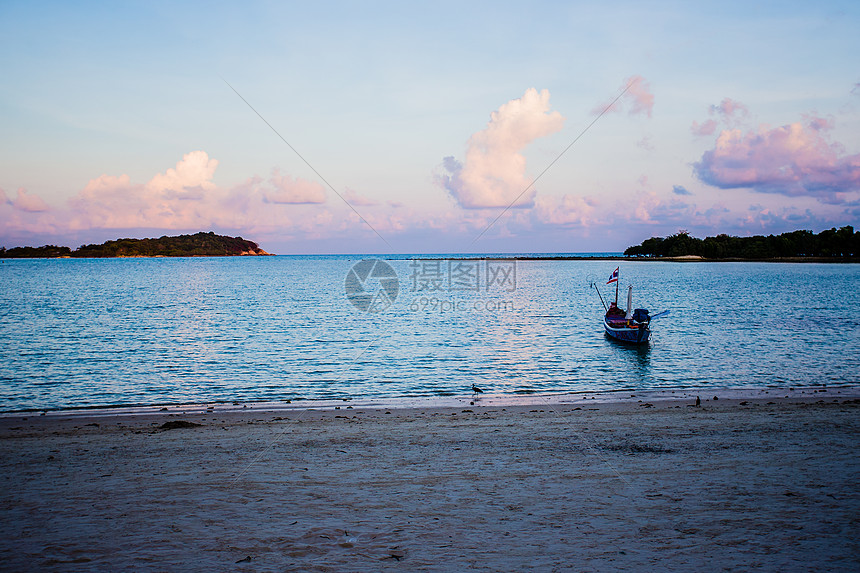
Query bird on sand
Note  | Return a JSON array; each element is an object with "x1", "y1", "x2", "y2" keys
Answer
[{"x1": 472, "y1": 384, "x2": 484, "y2": 400}]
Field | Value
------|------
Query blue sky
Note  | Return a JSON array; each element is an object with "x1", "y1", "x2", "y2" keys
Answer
[{"x1": 2, "y1": 0, "x2": 859, "y2": 253}]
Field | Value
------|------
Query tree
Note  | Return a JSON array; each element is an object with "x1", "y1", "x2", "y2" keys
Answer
[{"x1": 624, "y1": 227, "x2": 859, "y2": 259}]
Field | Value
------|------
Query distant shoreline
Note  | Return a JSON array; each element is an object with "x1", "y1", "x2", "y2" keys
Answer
[
  {"x1": 2, "y1": 254, "x2": 857, "y2": 262},
  {"x1": 400, "y1": 255, "x2": 859, "y2": 263}
]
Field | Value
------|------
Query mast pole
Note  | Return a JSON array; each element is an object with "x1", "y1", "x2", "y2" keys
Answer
[
  {"x1": 593, "y1": 282, "x2": 608, "y2": 312},
  {"x1": 615, "y1": 269, "x2": 619, "y2": 306}
]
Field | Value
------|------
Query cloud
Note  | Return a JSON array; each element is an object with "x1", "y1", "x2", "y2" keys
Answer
[
  {"x1": 12, "y1": 188, "x2": 49, "y2": 212},
  {"x1": 71, "y1": 153, "x2": 221, "y2": 229},
  {"x1": 710, "y1": 98, "x2": 749, "y2": 122},
  {"x1": 737, "y1": 204, "x2": 837, "y2": 232},
  {"x1": 342, "y1": 187, "x2": 378, "y2": 207},
  {"x1": 264, "y1": 169, "x2": 326, "y2": 204},
  {"x1": 436, "y1": 88, "x2": 565, "y2": 209},
  {"x1": 533, "y1": 194, "x2": 598, "y2": 227},
  {"x1": 68, "y1": 151, "x2": 327, "y2": 231},
  {"x1": 593, "y1": 75, "x2": 654, "y2": 118},
  {"x1": 631, "y1": 192, "x2": 695, "y2": 224},
  {"x1": 691, "y1": 119, "x2": 717, "y2": 136},
  {"x1": 672, "y1": 185, "x2": 692, "y2": 196},
  {"x1": 693, "y1": 116, "x2": 860, "y2": 202},
  {"x1": 146, "y1": 150, "x2": 218, "y2": 198},
  {"x1": 1, "y1": 151, "x2": 397, "y2": 251},
  {"x1": 692, "y1": 98, "x2": 750, "y2": 136},
  {"x1": 71, "y1": 151, "x2": 222, "y2": 228}
]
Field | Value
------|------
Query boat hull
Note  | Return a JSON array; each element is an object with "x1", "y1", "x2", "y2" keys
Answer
[{"x1": 604, "y1": 318, "x2": 651, "y2": 344}]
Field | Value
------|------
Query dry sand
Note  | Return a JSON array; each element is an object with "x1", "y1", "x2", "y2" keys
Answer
[{"x1": 1, "y1": 389, "x2": 859, "y2": 571}]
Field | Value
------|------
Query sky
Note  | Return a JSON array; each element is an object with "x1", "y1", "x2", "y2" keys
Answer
[{"x1": 1, "y1": 0, "x2": 859, "y2": 254}]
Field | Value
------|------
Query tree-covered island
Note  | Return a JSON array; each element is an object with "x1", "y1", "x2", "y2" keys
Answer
[
  {"x1": 0, "y1": 232, "x2": 272, "y2": 258},
  {"x1": 624, "y1": 226, "x2": 858, "y2": 259}
]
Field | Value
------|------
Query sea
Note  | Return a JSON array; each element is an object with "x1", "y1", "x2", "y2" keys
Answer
[{"x1": 1, "y1": 255, "x2": 858, "y2": 411}]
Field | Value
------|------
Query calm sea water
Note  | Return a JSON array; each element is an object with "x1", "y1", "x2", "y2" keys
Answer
[{"x1": 1, "y1": 256, "x2": 858, "y2": 411}]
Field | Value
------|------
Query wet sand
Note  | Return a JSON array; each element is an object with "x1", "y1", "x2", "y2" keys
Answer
[{"x1": 1, "y1": 389, "x2": 859, "y2": 571}]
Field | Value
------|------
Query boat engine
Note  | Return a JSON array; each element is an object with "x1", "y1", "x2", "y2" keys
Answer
[{"x1": 632, "y1": 308, "x2": 650, "y2": 323}]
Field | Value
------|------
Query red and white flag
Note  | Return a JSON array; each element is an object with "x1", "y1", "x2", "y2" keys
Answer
[{"x1": 606, "y1": 267, "x2": 619, "y2": 284}]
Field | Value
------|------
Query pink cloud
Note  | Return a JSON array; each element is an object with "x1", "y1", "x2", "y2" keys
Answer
[
  {"x1": 69, "y1": 151, "x2": 325, "y2": 231},
  {"x1": 341, "y1": 187, "x2": 377, "y2": 207},
  {"x1": 265, "y1": 169, "x2": 326, "y2": 204},
  {"x1": 692, "y1": 98, "x2": 750, "y2": 136},
  {"x1": 73, "y1": 152, "x2": 222, "y2": 227},
  {"x1": 12, "y1": 188, "x2": 49, "y2": 212},
  {"x1": 533, "y1": 194, "x2": 598, "y2": 227},
  {"x1": 710, "y1": 98, "x2": 749, "y2": 122},
  {"x1": 71, "y1": 153, "x2": 221, "y2": 229},
  {"x1": 803, "y1": 114, "x2": 834, "y2": 132},
  {"x1": 691, "y1": 119, "x2": 718, "y2": 136},
  {"x1": 1, "y1": 151, "x2": 376, "y2": 247},
  {"x1": 436, "y1": 88, "x2": 565, "y2": 209},
  {"x1": 694, "y1": 117, "x2": 860, "y2": 202},
  {"x1": 593, "y1": 75, "x2": 654, "y2": 118},
  {"x1": 631, "y1": 192, "x2": 696, "y2": 224}
]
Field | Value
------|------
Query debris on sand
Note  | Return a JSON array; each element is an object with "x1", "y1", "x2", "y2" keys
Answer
[{"x1": 158, "y1": 420, "x2": 202, "y2": 430}]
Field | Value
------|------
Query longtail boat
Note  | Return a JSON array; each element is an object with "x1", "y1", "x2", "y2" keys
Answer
[{"x1": 592, "y1": 267, "x2": 668, "y2": 344}]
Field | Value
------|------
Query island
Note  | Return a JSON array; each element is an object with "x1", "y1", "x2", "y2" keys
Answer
[
  {"x1": 0, "y1": 232, "x2": 272, "y2": 258},
  {"x1": 624, "y1": 226, "x2": 858, "y2": 260}
]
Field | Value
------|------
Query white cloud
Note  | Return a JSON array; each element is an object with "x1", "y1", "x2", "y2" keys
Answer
[
  {"x1": 146, "y1": 150, "x2": 219, "y2": 199},
  {"x1": 69, "y1": 151, "x2": 304, "y2": 230},
  {"x1": 437, "y1": 88, "x2": 565, "y2": 209}
]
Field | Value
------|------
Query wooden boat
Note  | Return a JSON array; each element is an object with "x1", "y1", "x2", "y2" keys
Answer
[
  {"x1": 604, "y1": 298, "x2": 652, "y2": 344},
  {"x1": 594, "y1": 267, "x2": 667, "y2": 345}
]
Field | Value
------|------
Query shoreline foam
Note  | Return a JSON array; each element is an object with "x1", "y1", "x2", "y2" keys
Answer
[{"x1": 4, "y1": 384, "x2": 858, "y2": 420}]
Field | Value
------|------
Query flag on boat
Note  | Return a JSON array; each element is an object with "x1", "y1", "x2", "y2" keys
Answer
[{"x1": 606, "y1": 267, "x2": 619, "y2": 284}]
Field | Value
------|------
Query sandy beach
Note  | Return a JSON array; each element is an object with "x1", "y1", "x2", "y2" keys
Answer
[{"x1": 1, "y1": 388, "x2": 858, "y2": 572}]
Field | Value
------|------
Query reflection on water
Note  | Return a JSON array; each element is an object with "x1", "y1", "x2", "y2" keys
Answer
[
  {"x1": 604, "y1": 333, "x2": 652, "y2": 384},
  {"x1": 0, "y1": 257, "x2": 858, "y2": 410}
]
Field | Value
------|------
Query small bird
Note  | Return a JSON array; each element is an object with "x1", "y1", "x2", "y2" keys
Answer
[
  {"x1": 472, "y1": 384, "x2": 484, "y2": 401},
  {"x1": 695, "y1": 396, "x2": 701, "y2": 407}
]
